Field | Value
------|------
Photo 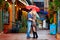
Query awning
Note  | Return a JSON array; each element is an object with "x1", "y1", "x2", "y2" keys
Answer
[{"x1": 19, "y1": 0, "x2": 29, "y2": 6}]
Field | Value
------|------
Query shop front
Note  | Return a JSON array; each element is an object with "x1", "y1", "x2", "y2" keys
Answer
[{"x1": 3, "y1": 0, "x2": 29, "y2": 33}]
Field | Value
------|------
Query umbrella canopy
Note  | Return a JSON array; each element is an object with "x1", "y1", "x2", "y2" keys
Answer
[
  {"x1": 26, "y1": 5, "x2": 40, "y2": 12},
  {"x1": 26, "y1": 5, "x2": 32, "y2": 10},
  {"x1": 40, "y1": 10, "x2": 48, "y2": 15}
]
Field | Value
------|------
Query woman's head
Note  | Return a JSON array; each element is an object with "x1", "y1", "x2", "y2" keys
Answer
[{"x1": 29, "y1": 9, "x2": 37, "y2": 15}]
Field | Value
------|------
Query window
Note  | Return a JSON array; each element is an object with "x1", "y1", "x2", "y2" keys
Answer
[{"x1": 3, "y1": 9, "x2": 9, "y2": 25}]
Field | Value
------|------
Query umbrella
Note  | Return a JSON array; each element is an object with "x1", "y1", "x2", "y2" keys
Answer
[
  {"x1": 26, "y1": 5, "x2": 32, "y2": 10},
  {"x1": 26, "y1": 5, "x2": 40, "y2": 12},
  {"x1": 40, "y1": 10, "x2": 44, "y2": 14},
  {"x1": 40, "y1": 10, "x2": 48, "y2": 15}
]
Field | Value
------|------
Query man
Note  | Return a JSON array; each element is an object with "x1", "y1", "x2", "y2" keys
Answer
[{"x1": 27, "y1": 9, "x2": 33, "y2": 38}]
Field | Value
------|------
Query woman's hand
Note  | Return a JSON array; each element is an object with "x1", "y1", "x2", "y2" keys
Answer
[{"x1": 32, "y1": 19, "x2": 35, "y2": 22}]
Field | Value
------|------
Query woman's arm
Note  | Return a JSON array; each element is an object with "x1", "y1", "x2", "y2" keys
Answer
[
  {"x1": 36, "y1": 13, "x2": 40, "y2": 19},
  {"x1": 28, "y1": 18, "x2": 33, "y2": 21}
]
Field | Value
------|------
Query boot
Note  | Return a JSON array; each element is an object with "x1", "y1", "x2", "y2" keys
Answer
[
  {"x1": 33, "y1": 31, "x2": 35, "y2": 38},
  {"x1": 35, "y1": 32, "x2": 38, "y2": 38}
]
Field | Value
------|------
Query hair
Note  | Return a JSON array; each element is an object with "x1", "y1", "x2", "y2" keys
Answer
[{"x1": 28, "y1": 9, "x2": 32, "y2": 12}]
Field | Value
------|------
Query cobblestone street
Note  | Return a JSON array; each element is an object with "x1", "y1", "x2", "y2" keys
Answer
[{"x1": 0, "y1": 30, "x2": 56, "y2": 40}]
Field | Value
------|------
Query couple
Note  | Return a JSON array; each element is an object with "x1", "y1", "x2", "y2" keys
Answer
[{"x1": 27, "y1": 9, "x2": 39, "y2": 39}]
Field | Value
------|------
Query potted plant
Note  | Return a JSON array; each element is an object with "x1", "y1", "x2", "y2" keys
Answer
[
  {"x1": 49, "y1": 0, "x2": 60, "y2": 34},
  {"x1": 49, "y1": 0, "x2": 60, "y2": 24},
  {"x1": 19, "y1": 11, "x2": 27, "y2": 33}
]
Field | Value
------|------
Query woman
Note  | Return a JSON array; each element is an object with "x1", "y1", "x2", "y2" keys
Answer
[{"x1": 32, "y1": 10, "x2": 38, "y2": 38}]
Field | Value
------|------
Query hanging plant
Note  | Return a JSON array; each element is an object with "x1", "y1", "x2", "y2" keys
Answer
[
  {"x1": 0, "y1": 0, "x2": 5, "y2": 9},
  {"x1": 0, "y1": 0, "x2": 4, "y2": 7},
  {"x1": 4, "y1": 2, "x2": 9, "y2": 11},
  {"x1": 5, "y1": 2, "x2": 9, "y2": 8}
]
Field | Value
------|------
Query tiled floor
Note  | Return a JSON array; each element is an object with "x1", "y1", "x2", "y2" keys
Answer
[{"x1": 0, "y1": 30, "x2": 56, "y2": 40}]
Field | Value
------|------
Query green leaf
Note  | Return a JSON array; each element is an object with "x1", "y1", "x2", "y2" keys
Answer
[
  {"x1": 50, "y1": 17, "x2": 54, "y2": 24},
  {"x1": 6, "y1": 2, "x2": 9, "y2": 8}
]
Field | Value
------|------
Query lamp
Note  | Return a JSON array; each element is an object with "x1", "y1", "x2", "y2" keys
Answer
[
  {"x1": 5, "y1": 0, "x2": 7, "y2": 1},
  {"x1": 15, "y1": 5, "x2": 16, "y2": 6}
]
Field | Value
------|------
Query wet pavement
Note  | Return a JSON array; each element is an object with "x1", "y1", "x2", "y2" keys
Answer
[{"x1": 0, "y1": 30, "x2": 56, "y2": 40}]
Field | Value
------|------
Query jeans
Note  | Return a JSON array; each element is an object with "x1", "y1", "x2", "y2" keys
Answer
[{"x1": 27, "y1": 21, "x2": 32, "y2": 38}]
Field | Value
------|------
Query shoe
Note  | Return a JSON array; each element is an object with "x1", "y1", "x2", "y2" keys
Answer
[
  {"x1": 36, "y1": 36, "x2": 38, "y2": 38},
  {"x1": 33, "y1": 36, "x2": 35, "y2": 38}
]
